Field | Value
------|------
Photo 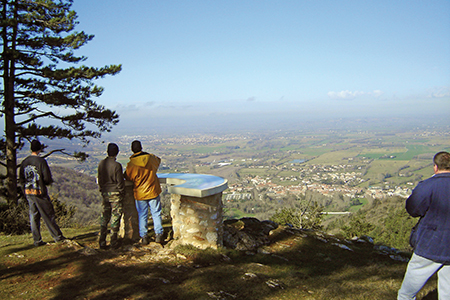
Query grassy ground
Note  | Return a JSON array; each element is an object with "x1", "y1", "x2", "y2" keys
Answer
[{"x1": 0, "y1": 225, "x2": 439, "y2": 300}]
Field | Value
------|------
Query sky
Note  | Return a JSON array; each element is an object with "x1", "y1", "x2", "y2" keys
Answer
[{"x1": 71, "y1": 0, "x2": 450, "y2": 133}]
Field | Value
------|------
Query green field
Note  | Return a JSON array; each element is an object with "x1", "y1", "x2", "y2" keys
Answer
[
  {"x1": 307, "y1": 150, "x2": 361, "y2": 164},
  {"x1": 348, "y1": 198, "x2": 369, "y2": 212}
]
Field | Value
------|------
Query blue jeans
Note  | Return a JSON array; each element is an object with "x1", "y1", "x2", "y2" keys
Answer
[
  {"x1": 135, "y1": 195, "x2": 163, "y2": 238},
  {"x1": 398, "y1": 253, "x2": 450, "y2": 300}
]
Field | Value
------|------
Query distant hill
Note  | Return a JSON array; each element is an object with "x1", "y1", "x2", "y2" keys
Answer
[{"x1": 49, "y1": 166, "x2": 102, "y2": 225}]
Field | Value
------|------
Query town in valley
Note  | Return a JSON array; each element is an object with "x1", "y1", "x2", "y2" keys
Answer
[{"x1": 39, "y1": 117, "x2": 450, "y2": 220}]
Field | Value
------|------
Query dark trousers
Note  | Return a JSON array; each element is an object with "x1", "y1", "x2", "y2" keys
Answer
[{"x1": 26, "y1": 195, "x2": 64, "y2": 245}]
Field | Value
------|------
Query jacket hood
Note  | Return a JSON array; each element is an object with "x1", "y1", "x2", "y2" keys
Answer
[{"x1": 129, "y1": 152, "x2": 150, "y2": 168}]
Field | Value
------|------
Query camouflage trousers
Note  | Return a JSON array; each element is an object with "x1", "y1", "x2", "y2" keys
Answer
[{"x1": 100, "y1": 192, "x2": 123, "y2": 232}]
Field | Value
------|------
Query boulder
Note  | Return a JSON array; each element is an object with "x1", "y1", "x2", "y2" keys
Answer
[{"x1": 223, "y1": 217, "x2": 278, "y2": 251}]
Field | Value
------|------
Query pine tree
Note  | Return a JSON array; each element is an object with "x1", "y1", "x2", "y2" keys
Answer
[{"x1": 0, "y1": 0, "x2": 121, "y2": 204}]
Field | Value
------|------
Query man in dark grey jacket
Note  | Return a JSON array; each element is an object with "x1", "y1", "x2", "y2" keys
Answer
[
  {"x1": 97, "y1": 143, "x2": 125, "y2": 249},
  {"x1": 398, "y1": 151, "x2": 450, "y2": 299},
  {"x1": 19, "y1": 140, "x2": 65, "y2": 246}
]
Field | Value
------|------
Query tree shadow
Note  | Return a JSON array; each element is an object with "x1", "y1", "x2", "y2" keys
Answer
[
  {"x1": 1, "y1": 224, "x2": 418, "y2": 299},
  {"x1": 1, "y1": 246, "x2": 86, "y2": 280},
  {"x1": 2, "y1": 244, "x2": 36, "y2": 255},
  {"x1": 43, "y1": 227, "x2": 411, "y2": 299}
]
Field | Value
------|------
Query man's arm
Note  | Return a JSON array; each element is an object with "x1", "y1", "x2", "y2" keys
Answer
[
  {"x1": 18, "y1": 162, "x2": 26, "y2": 195},
  {"x1": 153, "y1": 155, "x2": 161, "y2": 170},
  {"x1": 405, "y1": 182, "x2": 430, "y2": 217},
  {"x1": 97, "y1": 161, "x2": 104, "y2": 192},
  {"x1": 18, "y1": 163, "x2": 24, "y2": 186},
  {"x1": 124, "y1": 165, "x2": 132, "y2": 182},
  {"x1": 41, "y1": 159, "x2": 53, "y2": 186},
  {"x1": 116, "y1": 163, "x2": 125, "y2": 194}
]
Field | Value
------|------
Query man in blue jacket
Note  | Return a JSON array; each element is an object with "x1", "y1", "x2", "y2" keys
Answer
[{"x1": 398, "y1": 151, "x2": 450, "y2": 300}]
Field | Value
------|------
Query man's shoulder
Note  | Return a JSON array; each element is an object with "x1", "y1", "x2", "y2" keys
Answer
[
  {"x1": 416, "y1": 174, "x2": 450, "y2": 189},
  {"x1": 435, "y1": 172, "x2": 450, "y2": 177},
  {"x1": 426, "y1": 173, "x2": 450, "y2": 182},
  {"x1": 146, "y1": 152, "x2": 160, "y2": 160},
  {"x1": 100, "y1": 157, "x2": 122, "y2": 166},
  {"x1": 98, "y1": 157, "x2": 109, "y2": 166},
  {"x1": 113, "y1": 160, "x2": 123, "y2": 169},
  {"x1": 21, "y1": 155, "x2": 31, "y2": 163},
  {"x1": 22, "y1": 155, "x2": 44, "y2": 164}
]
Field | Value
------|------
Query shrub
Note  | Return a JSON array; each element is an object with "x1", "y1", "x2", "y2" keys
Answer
[
  {"x1": 371, "y1": 208, "x2": 416, "y2": 250},
  {"x1": 270, "y1": 201, "x2": 323, "y2": 230},
  {"x1": 0, "y1": 200, "x2": 30, "y2": 235},
  {"x1": 0, "y1": 195, "x2": 76, "y2": 235},
  {"x1": 50, "y1": 194, "x2": 76, "y2": 228},
  {"x1": 341, "y1": 216, "x2": 375, "y2": 238}
]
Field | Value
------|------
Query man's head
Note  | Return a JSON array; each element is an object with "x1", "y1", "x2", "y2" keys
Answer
[
  {"x1": 433, "y1": 151, "x2": 450, "y2": 172},
  {"x1": 30, "y1": 140, "x2": 43, "y2": 153},
  {"x1": 131, "y1": 140, "x2": 142, "y2": 153},
  {"x1": 107, "y1": 143, "x2": 119, "y2": 157}
]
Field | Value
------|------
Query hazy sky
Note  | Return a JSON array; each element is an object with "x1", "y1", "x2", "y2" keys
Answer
[{"x1": 71, "y1": 0, "x2": 450, "y2": 132}]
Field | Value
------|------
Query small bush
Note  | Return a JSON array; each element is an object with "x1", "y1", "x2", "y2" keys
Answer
[
  {"x1": 270, "y1": 202, "x2": 323, "y2": 230},
  {"x1": 0, "y1": 200, "x2": 30, "y2": 235},
  {"x1": 341, "y1": 216, "x2": 375, "y2": 238},
  {"x1": 50, "y1": 194, "x2": 76, "y2": 228},
  {"x1": 0, "y1": 195, "x2": 76, "y2": 235}
]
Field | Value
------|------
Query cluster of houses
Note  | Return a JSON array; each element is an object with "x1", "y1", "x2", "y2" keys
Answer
[{"x1": 225, "y1": 165, "x2": 412, "y2": 202}]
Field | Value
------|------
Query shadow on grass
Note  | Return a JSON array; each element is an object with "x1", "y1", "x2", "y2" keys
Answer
[
  {"x1": 1, "y1": 249, "x2": 82, "y2": 281},
  {"x1": 52, "y1": 229, "x2": 409, "y2": 299},
  {"x1": 1, "y1": 243, "x2": 36, "y2": 255},
  {"x1": 71, "y1": 232, "x2": 100, "y2": 240},
  {"x1": 1, "y1": 226, "x2": 428, "y2": 299}
]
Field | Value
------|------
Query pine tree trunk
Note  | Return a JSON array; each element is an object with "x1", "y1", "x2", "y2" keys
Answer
[
  {"x1": 3, "y1": 54, "x2": 18, "y2": 206},
  {"x1": 2, "y1": 0, "x2": 19, "y2": 206},
  {"x1": 5, "y1": 103, "x2": 18, "y2": 206}
]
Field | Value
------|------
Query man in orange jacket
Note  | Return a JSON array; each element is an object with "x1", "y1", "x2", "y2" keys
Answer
[{"x1": 124, "y1": 140, "x2": 163, "y2": 244}]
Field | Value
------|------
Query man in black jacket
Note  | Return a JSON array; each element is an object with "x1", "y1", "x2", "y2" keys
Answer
[
  {"x1": 97, "y1": 143, "x2": 125, "y2": 249},
  {"x1": 19, "y1": 140, "x2": 65, "y2": 246}
]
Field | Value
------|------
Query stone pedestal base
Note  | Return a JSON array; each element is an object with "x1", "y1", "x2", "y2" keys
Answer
[
  {"x1": 170, "y1": 192, "x2": 223, "y2": 249},
  {"x1": 119, "y1": 182, "x2": 140, "y2": 241}
]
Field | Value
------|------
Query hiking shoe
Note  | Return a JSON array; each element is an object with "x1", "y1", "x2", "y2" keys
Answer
[
  {"x1": 141, "y1": 236, "x2": 149, "y2": 245},
  {"x1": 99, "y1": 238, "x2": 107, "y2": 250},
  {"x1": 34, "y1": 241, "x2": 47, "y2": 247},
  {"x1": 56, "y1": 236, "x2": 67, "y2": 243},
  {"x1": 111, "y1": 242, "x2": 120, "y2": 249},
  {"x1": 99, "y1": 241, "x2": 107, "y2": 250},
  {"x1": 111, "y1": 237, "x2": 121, "y2": 249},
  {"x1": 155, "y1": 234, "x2": 163, "y2": 244}
]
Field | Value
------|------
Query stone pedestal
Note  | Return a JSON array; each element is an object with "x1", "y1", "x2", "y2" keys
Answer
[
  {"x1": 119, "y1": 173, "x2": 228, "y2": 249},
  {"x1": 119, "y1": 181, "x2": 140, "y2": 241},
  {"x1": 170, "y1": 192, "x2": 223, "y2": 249}
]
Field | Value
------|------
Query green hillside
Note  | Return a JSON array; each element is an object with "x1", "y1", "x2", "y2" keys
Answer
[{"x1": 48, "y1": 167, "x2": 102, "y2": 225}]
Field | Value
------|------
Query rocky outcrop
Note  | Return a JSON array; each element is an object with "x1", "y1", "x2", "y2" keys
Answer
[{"x1": 222, "y1": 217, "x2": 278, "y2": 251}]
